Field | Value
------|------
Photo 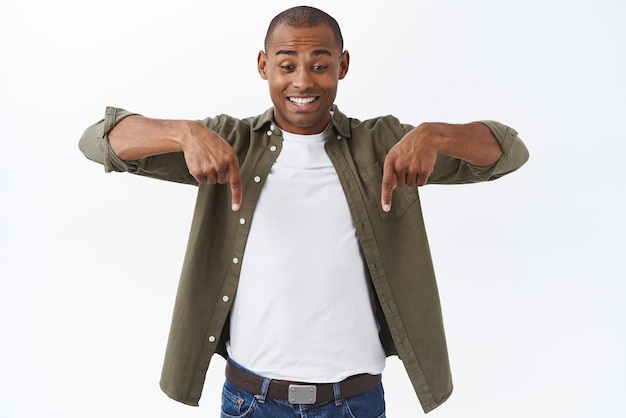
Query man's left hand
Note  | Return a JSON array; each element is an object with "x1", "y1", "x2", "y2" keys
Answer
[{"x1": 381, "y1": 124, "x2": 439, "y2": 212}]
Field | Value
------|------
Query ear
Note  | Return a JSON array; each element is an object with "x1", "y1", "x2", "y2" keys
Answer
[
  {"x1": 338, "y1": 50, "x2": 350, "y2": 80},
  {"x1": 257, "y1": 50, "x2": 268, "y2": 80}
]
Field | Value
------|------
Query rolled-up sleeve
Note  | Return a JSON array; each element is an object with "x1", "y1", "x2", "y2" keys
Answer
[
  {"x1": 78, "y1": 107, "x2": 138, "y2": 173},
  {"x1": 478, "y1": 120, "x2": 530, "y2": 180}
]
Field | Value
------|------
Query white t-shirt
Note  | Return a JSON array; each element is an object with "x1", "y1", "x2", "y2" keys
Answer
[{"x1": 226, "y1": 126, "x2": 386, "y2": 383}]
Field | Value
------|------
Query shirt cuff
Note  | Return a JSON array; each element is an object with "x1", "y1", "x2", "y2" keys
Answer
[
  {"x1": 102, "y1": 107, "x2": 139, "y2": 173},
  {"x1": 476, "y1": 120, "x2": 529, "y2": 179}
]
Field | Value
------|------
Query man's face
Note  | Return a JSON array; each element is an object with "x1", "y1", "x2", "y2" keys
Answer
[{"x1": 258, "y1": 23, "x2": 349, "y2": 135}]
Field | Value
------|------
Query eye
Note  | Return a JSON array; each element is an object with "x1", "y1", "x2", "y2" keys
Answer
[
  {"x1": 280, "y1": 65, "x2": 295, "y2": 72},
  {"x1": 312, "y1": 65, "x2": 327, "y2": 71}
]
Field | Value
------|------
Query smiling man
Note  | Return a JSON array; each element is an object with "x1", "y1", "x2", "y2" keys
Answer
[
  {"x1": 79, "y1": 5, "x2": 528, "y2": 417},
  {"x1": 259, "y1": 22, "x2": 348, "y2": 135}
]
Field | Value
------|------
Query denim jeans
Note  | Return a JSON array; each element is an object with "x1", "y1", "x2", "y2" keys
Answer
[{"x1": 221, "y1": 360, "x2": 386, "y2": 418}]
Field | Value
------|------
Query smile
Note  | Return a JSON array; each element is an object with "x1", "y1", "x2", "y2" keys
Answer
[{"x1": 289, "y1": 97, "x2": 318, "y2": 106}]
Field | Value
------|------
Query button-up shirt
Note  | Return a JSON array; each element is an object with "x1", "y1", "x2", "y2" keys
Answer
[{"x1": 79, "y1": 105, "x2": 529, "y2": 413}]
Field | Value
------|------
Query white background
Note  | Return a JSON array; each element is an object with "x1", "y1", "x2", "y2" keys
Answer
[{"x1": 1, "y1": 0, "x2": 624, "y2": 416}]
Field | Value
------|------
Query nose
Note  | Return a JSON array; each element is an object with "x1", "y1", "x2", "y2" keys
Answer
[{"x1": 292, "y1": 67, "x2": 314, "y2": 90}]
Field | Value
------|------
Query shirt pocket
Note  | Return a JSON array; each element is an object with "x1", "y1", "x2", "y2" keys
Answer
[{"x1": 360, "y1": 159, "x2": 418, "y2": 221}]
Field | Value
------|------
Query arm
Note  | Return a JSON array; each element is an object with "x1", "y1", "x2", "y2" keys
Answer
[
  {"x1": 381, "y1": 121, "x2": 519, "y2": 212},
  {"x1": 80, "y1": 111, "x2": 242, "y2": 211}
]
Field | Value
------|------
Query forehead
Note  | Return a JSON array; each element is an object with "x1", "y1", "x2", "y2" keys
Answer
[{"x1": 266, "y1": 23, "x2": 341, "y2": 55}]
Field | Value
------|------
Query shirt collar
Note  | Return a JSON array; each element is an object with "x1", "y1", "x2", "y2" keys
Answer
[
  {"x1": 251, "y1": 104, "x2": 352, "y2": 140},
  {"x1": 329, "y1": 104, "x2": 351, "y2": 139}
]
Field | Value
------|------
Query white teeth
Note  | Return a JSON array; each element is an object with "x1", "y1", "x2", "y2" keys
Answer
[{"x1": 289, "y1": 97, "x2": 316, "y2": 106}]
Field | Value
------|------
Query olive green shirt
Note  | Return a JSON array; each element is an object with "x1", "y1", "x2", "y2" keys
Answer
[{"x1": 79, "y1": 105, "x2": 529, "y2": 413}]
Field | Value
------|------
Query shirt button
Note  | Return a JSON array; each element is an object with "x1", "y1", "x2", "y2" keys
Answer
[
  {"x1": 270, "y1": 124, "x2": 275, "y2": 131},
  {"x1": 337, "y1": 135, "x2": 342, "y2": 140},
  {"x1": 239, "y1": 218, "x2": 246, "y2": 225},
  {"x1": 269, "y1": 145, "x2": 277, "y2": 152},
  {"x1": 233, "y1": 257, "x2": 239, "y2": 264},
  {"x1": 253, "y1": 176, "x2": 261, "y2": 183},
  {"x1": 266, "y1": 130, "x2": 272, "y2": 136},
  {"x1": 222, "y1": 295, "x2": 230, "y2": 303},
  {"x1": 208, "y1": 336, "x2": 216, "y2": 343}
]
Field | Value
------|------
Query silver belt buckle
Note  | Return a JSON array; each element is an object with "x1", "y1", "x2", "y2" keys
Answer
[{"x1": 288, "y1": 384, "x2": 317, "y2": 404}]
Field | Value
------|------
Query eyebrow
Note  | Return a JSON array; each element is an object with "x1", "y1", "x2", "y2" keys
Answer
[{"x1": 275, "y1": 49, "x2": 333, "y2": 57}]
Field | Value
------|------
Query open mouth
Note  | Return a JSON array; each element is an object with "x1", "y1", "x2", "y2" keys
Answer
[{"x1": 288, "y1": 96, "x2": 318, "y2": 107}]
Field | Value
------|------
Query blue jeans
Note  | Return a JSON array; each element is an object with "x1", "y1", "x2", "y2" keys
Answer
[{"x1": 221, "y1": 360, "x2": 386, "y2": 418}]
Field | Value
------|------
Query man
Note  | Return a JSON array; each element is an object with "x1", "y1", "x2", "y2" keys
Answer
[{"x1": 79, "y1": 5, "x2": 528, "y2": 417}]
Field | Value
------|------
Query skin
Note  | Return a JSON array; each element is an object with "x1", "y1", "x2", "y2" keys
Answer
[
  {"x1": 108, "y1": 23, "x2": 503, "y2": 213},
  {"x1": 381, "y1": 121, "x2": 502, "y2": 211},
  {"x1": 257, "y1": 24, "x2": 349, "y2": 135}
]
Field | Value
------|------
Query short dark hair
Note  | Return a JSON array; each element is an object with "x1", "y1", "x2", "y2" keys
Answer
[{"x1": 265, "y1": 6, "x2": 344, "y2": 51}]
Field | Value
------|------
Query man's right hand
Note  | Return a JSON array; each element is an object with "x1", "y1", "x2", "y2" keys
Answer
[
  {"x1": 109, "y1": 116, "x2": 242, "y2": 211},
  {"x1": 181, "y1": 121, "x2": 242, "y2": 211}
]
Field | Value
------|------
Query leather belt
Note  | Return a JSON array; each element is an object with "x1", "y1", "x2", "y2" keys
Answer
[{"x1": 225, "y1": 360, "x2": 381, "y2": 404}]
